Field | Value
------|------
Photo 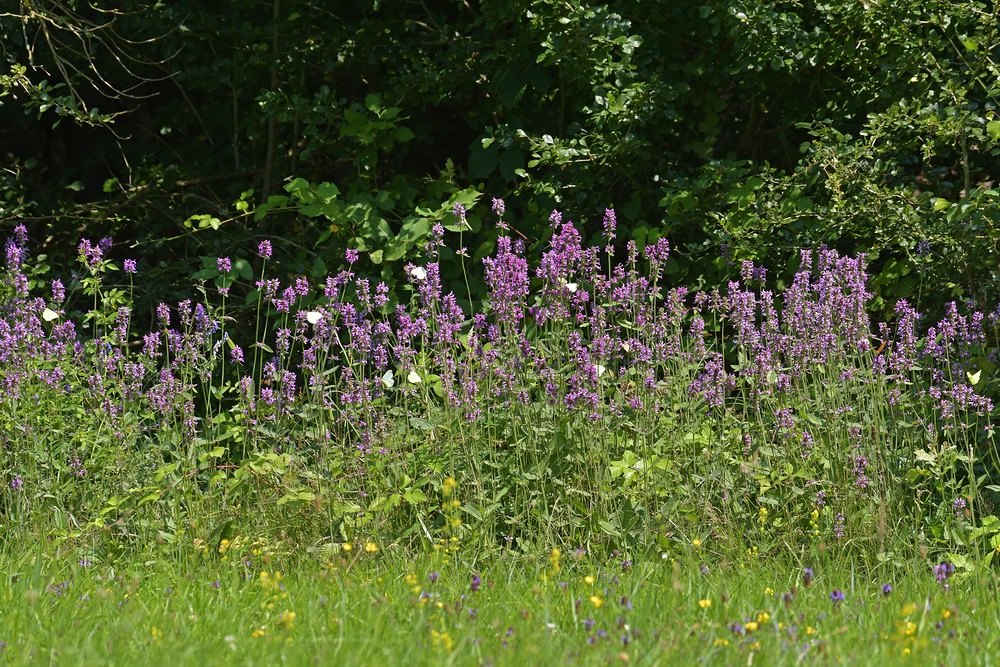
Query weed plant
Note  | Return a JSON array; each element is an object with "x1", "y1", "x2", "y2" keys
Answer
[{"x1": 1, "y1": 202, "x2": 999, "y2": 575}]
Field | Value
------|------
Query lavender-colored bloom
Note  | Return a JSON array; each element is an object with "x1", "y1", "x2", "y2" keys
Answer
[
  {"x1": 258, "y1": 240, "x2": 273, "y2": 259},
  {"x1": 123, "y1": 259, "x2": 137, "y2": 274},
  {"x1": 934, "y1": 562, "x2": 955, "y2": 583},
  {"x1": 429, "y1": 571, "x2": 439, "y2": 583},
  {"x1": 346, "y1": 248, "x2": 359, "y2": 263},
  {"x1": 492, "y1": 197, "x2": 505, "y2": 217},
  {"x1": 803, "y1": 568, "x2": 814, "y2": 587},
  {"x1": 51, "y1": 278, "x2": 66, "y2": 304},
  {"x1": 603, "y1": 208, "x2": 617, "y2": 243},
  {"x1": 833, "y1": 513, "x2": 845, "y2": 538},
  {"x1": 471, "y1": 573, "x2": 481, "y2": 592},
  {"x1": 217, "y1": 257, "x2": 232, "y2": 273},
  {"x1": 10, "y1": 476, "x2": 22, "y2": 490},
  {"x1": 829, "y1": 589, "x2": 845, "y2": 605},
  {"x1": 881, "y1": 584, "x2": 892, "y2": 596},
  {"x1": 953, "y1": 497, "x2": 967, "y2": 517}
]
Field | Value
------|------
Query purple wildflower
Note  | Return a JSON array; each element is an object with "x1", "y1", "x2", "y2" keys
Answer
[
  {"x1": 346, "y1": 248, "x2": 359, "y2": 263},
  {"x1": 830, "y1": 589, "x2": 845, "y2": 606},
  {"x1": 217, "y1": 257, "x2": 232, "y2": 273},
  {"x1": 934, "y1": 562, "x2": 955, "y2": 583},
  {"x1": 881, "y1": 584, "x2": 892, "y2": 596},
  {"x1": 258, "y1": 240, "x2": 273, "y2": 259},
  {"x1": 123, "y1": 259, "x2": 137, "y2": 274},
  {"x1": 803, "y1": 568, "x2": 813, "y2": 587},
  {"x1": 471, "y1": 573, "x2": 481, "y2": 592}
]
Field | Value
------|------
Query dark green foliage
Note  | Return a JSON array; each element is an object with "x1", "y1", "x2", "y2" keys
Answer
[{"x1": 2, "y1": 1, "x2": 1000, "y2": 321}]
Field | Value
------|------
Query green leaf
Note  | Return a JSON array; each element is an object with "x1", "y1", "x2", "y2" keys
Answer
[{"x1": 988, "y1": 120, "x2": 1000, "y2": 142}]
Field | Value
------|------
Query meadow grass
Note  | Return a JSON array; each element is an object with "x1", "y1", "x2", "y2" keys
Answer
[
  {"x1": 2, "y1": 205, "x2": 1000, "y2": 663},
  {"x1": 1, "y1": 541, "x2": 999, "y2": 665}
]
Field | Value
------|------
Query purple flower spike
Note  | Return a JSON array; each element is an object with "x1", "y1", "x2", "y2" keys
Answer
[
  {"x1": 346, "y1": 248, "x2": 359, "y2": 263},
  {"x1": 830, "y1": 589, "x2": 845, "y2": 605},
  {"x1": 881, "y1": 584, "x2": 892, "y2": 596},
  {"x1": 934, "y1": 562, "x2": 955, "y2": 583},
  {"x1": 258, "y1": 240, "x2": 273, "y2": 259},
  {"x1": 803, "y1": 568, "x2": 814, "y2": 587}
]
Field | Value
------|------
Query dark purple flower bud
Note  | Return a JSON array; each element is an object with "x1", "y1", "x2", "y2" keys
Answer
[{"x1": 830, "y1": 589, "x2": 845, "y2": 605}]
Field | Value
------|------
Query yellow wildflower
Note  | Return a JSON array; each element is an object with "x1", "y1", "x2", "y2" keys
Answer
[
  {"x1": 151, "y1": 626, "x2": 163, "y2": 643},
  {"x1": 590, "y1": 595, "x2": 603, "y2": 608},
  {"x1": 698, "y1": 599, "x2": 712, "y2": 609},
  {"x1": 443, "y1": 477, "x2": 457, "y2": 496},
  {"x1": 365, "y1": 541, "x2": 378, "y2": 553},
  {"x1": 758, "y1": 612, "x2": 771, "y2": 623},
  {"x1": 692, "y1": 538, "x2": 702, "y2": 547},
  {"x1": 584, "y1": 575, "x2": 595, "y2": 585},
  {"x1": 745, "y1": 621, "x2": 759, "y2": 632}
]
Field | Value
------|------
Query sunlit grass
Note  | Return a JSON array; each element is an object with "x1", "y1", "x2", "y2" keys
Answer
[{"x1": 1, "y1": 543, "x2": 999, "y2": 666}]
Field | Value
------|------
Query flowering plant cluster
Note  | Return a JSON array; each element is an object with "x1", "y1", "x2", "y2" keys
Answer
[{"x1": 1, "y1": 206, "x2": 997, "y2": 557}]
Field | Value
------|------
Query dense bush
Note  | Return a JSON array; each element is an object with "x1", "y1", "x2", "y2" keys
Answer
[{"x1": 2, "y1": 1, "x2": 999, "y2": 324}]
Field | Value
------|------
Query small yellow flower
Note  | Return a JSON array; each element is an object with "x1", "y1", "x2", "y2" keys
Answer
[
  {"x1": 151, "y1": 626, "x2": 163, "y2": 643},
  {"x1": 713, "y1": 638, "x2": 729, "y2": 647},
  {"x1": 219, "y1": 538, "x2": 231, "y2": 554},
  {"x1": 590, "y1": 595, "x2": 603, "y2": 608},
  {"x1": 252, "y1": 627, "x2": 266, "y2": 638},
  {"x1": 584, "y1": 575, "x2": 595, "y2": 585},
  {"x1": 342, "y1": 543, "x2": 353, "y2": 552},
  {"x1": 365, "y1": 541, "x2": 378, "y2": 553},
  {"x1": 757, "y1": 612, "x2": 771, "y2": 623},
  {"x1": 806, "y1": 626, "x2": 815, "y2": 635},
  {"x1": 549, "y1": 548, "x2": 562, "y2": 571},
  {"x1": 904, "y1": 621, "x2": 917, "y2": 636},
  {"x1": 745, "y1": 621, "x2": 759, "y2": 632},
  {"x1": 902, "y1": 647, "x2": 911, "y2": 657},
  {"x1": 443, "y1": 477, "x2": 457, "y2": 497},
  {"x1": 692, "y1": 538, "x2": 702, "y2": 547},
  {"x1": 276, "y1": 610, "x2": 296, "y2": 631},
  {"x1": 942, "y1": 608, "x2": 953, "y2": 620},
  {"x1": 698, "y1": 599, "x2": 712, "y2": 609},
  {"x1": 764, "y1": 587, "x2": 774, "y2": 596}
]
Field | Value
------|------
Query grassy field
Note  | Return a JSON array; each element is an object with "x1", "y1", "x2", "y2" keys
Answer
[
  {"x1": 3, "y1": 210, "x2": 1000, "y2": 664},
  {"x1": 2, "y1": 543, "x2": 999, "y2": 665}
]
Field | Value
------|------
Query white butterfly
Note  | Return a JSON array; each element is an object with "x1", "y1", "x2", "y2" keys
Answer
[
  {"x1": 409, "y1": 266, "x2": 427, "y2": 281},
  {"x1": 407, "y1": 370, "x2": 422, "y2": 383},
  {"x1": 305, "y1": 311, "x2": 323, "y2": 325},
  {"x1": 380, "y1": 370, "x2": 395, "y2": 388},
  {"x1": 42, "y1": 308, "x2": 60, "y2": 322}
]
